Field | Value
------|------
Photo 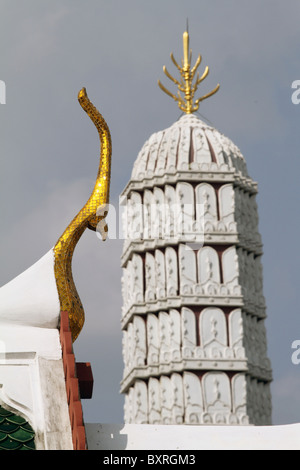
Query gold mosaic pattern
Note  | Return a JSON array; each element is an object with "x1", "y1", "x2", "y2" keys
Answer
[{"x1": 54, "y1": 88, "x2": 112, "y2": 341}]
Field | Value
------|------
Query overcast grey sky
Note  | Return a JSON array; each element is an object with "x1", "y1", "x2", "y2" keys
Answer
[{"x1": 1, "y1": 0, "x2": 300, "y2": 425}]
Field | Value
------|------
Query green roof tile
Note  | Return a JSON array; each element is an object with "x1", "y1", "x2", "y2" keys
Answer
[
  {"x1": 7, "y1": 415, "x2": 27, "y2": 425},
  {"x1": 0, "y1": 406, "x2": 35, "y2": 450},
  {"x1": 0, "y1": 422, "x2": 19, "y2": 433},
  {"x1": 21, "y1": 440, "x2": 35, "y2": 450},
  {"x1": 0, "y1": 437, "x2": 23, "y2": 450},
  {"x1": 20, "y1": 423, "x2": 34, "y2": 433},
  {"x1": 0, "y1": 408, "x2": 12, "y2": 418},
  {"x1": 9, "y1": 428, "x2": 34, "y2": 443},
  {"x1": 0, "y1": 431, "x2": 7, "y2": 442}
]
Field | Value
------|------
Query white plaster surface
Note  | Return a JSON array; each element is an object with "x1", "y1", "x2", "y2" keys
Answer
[
  {"x1": 0, "y1": 249, "x2": 60, "y2": 328},
  {"x1": 85, "y1": 422, "x2": 300, "y2": 450},
  {"x1": 0, "y1": 324, "x2": 62, "y2": 358}
]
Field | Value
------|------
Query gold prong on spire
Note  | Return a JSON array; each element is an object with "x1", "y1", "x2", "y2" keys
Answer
[{"x1": 158, "y1": 29, "x2": 220, "y2": 114}]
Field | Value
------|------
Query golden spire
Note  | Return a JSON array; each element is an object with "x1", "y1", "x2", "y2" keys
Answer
[{"x1": 158, "y1": 29, "x2": 220, "y2": 114}]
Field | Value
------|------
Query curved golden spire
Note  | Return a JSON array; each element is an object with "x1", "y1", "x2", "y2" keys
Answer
[
  {"x1": 158, "y1": 30, "x2": 220, "y2": 114},
  {"x1": 54, "y1": 88, "x2": 112, "y2": 341}
]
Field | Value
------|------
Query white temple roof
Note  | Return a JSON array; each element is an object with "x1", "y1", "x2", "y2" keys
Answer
[{"x1": 0, "y1": 249, "x2": 60, "y2": 328}]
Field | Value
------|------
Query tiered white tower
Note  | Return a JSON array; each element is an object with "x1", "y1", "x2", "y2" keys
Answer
[{"x1": 120, "y1": 31, "x2": 272, "y2": 426}]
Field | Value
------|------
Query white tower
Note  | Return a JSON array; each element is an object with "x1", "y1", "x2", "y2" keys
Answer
[{"x1": 120, "y1": 30, "x2": 272, "y2": 426}]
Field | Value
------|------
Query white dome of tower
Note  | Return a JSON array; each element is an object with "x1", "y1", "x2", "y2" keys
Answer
[{"x1": 131, "y1": 113, "x2": 250, "y2": 184}]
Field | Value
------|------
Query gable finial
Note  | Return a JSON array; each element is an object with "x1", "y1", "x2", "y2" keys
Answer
[{"x1": 158, "y1": 28, "x2": 220, "y2": 114}]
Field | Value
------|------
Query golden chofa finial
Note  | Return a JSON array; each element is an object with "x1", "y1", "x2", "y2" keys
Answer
[{"x1": 158, "y1": 30, "x2": 220, "y2": 114}]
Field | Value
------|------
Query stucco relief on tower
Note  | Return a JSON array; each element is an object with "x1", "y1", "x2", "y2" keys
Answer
[{"x1": 124, "y1": 370, "x2": 252, "y2": 426}]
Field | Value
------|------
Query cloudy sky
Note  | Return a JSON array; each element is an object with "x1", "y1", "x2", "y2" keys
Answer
[{"x1": 1, "y1": 0, "x2": 300, "y2": 425}]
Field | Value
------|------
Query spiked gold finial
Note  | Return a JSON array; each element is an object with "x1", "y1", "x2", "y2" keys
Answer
[{"x1": 158, "y1": 30, "x2": 220, "y2": 114}]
